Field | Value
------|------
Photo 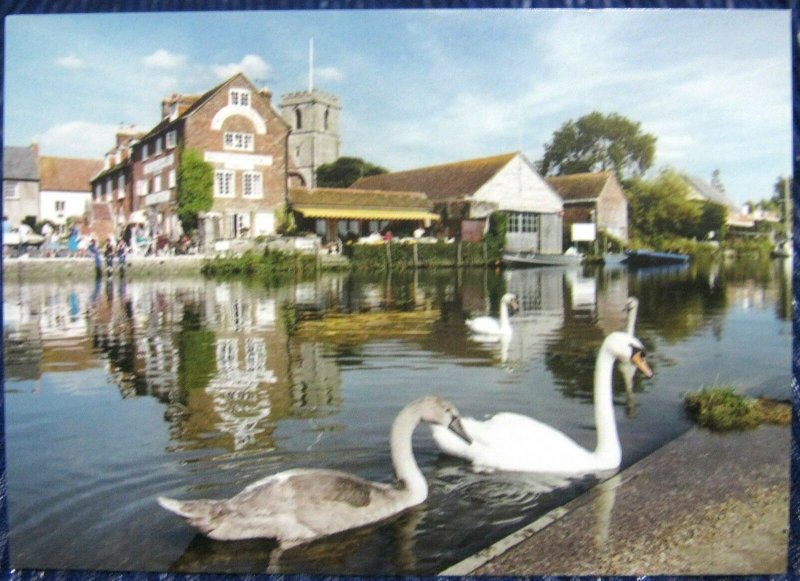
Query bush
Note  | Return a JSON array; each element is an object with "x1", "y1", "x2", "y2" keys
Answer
[
  {"x1": 201, "y1": 249, "x2": 317, "y2": 280},
  {"x1": 350, "y1": 240, "x2": 488, "y2": 271},
  {"x1": 684, "y1": 386, "x2": 791, "y2": 431}
]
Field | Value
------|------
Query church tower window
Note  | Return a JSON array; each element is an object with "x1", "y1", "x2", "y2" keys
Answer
[{"x1": 295, "y1": 108, "x2": 303, "y2": 130}]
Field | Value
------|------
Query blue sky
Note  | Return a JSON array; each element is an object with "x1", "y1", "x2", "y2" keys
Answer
[{"x1": 3, "y1": 8, "x2": 791, "y2": 206}]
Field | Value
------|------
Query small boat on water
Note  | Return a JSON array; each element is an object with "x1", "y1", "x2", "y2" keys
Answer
[
  {"x1": 623, "y1": 249, "x2": 691, "y2": 267},
  {"x1": 503, "y1": 251, "x2": 583, "y2": 267}
]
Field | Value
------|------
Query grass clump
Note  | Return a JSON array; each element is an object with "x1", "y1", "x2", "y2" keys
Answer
[{"x1": 684, "y1": 386, "x2": 791, "y2": 432}]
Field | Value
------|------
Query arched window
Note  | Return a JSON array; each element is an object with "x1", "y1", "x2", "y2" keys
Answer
[
  {"x1": 324, "y1": 108, "x2": 330, "y2": 131},
  {"x1": 295, "y1": 108, "x2": 303, "y2": 130}
]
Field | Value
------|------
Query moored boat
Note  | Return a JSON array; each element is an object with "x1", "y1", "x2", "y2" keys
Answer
[
  {"x1": 503, "y1": 251, "x2": 583, "y2": 267},
  {"x1": 623, "y1": 249, "x2": 690, "y2": 266}
]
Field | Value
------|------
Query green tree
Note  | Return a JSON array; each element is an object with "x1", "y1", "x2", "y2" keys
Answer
[
  {"x1": 177, "y1": 148, "x2": 214, "y2": 233},
  {"x1": 538, "y1": 111, "x2": 657, "y2": 181},
  {"x1": 771, "y1": 176, "x2": 793, "y2": 237},
  {"x1": 696, "y1": 201, "x2": 728, "y2": 241},
  {"x1": 316, "y1": 156, "x2": 388, "y2": 188},
  {"x1": 626, "y1": 169, "x2": 703, "y2": 246}
]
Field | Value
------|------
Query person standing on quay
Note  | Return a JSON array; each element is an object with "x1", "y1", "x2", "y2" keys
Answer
[
  {"x1": 103, "y1": 239, "x2": 115, "y2": 277},
  {"x1": 88, "y1": 238, "x2": 102, "y2": 278},
  {"x1": 115, "y1": 237, "x2": 129, "y2": 277},
  {"x1": 67, "y1": 224, "x2": 80, "y2": 257}
]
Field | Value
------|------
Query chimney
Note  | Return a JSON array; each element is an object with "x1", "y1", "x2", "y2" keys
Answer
[
  {"x1": 259, "y1": 87, "x2": 273, "y2": 103},
  {"x1": 30, "y1": 140, "x2": 39, "y2": 159}
]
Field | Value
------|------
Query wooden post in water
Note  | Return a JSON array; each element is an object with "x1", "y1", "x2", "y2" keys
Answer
[
  {"x1": 456, "y1": 241, "x2": 463, "y2": 268},
  {"x1": 385, "y1": 241, "x2": 392, "y2": 270},
  {"x1": 413, "y1": 242, "x2": 419, "y2": 268}
]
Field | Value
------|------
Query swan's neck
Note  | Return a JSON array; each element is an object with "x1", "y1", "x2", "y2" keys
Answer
[
  {"x1": 592, "y1": 347, "x2": 621, "y2": 467},
  {"x1": 625, "y1": 305, "x2": 638, "y2": 335},
  {"x1": 499, "y1": 302, "x2": 510, "y2": 330},
  {"x1": 389, "y1": 406, "x2": 427, "y2": 504}
]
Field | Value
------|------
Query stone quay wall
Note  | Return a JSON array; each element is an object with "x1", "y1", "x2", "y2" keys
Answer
[{"x1": 2, "y1": 255, "x2": 206, "y2": 281}]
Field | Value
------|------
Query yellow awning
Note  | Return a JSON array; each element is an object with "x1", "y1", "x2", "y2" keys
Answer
[{"x1": 294, "y1": 206, "x2": 440, "y2": 221}]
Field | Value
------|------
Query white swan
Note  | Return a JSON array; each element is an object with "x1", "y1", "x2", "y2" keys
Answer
[
  {"x1": 431, "y1": 331, "x2": 653, "y2": 474},
  {"x1": 159, "y1": 395, "x2": 470, "y2": 547},
  {"x1": 466, "y1": 293, "x2": 518, "y2": 339}
]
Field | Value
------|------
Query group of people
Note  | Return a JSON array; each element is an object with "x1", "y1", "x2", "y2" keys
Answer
[{"x1": 88, "y1": 236, "x2": 129, "y2": 278}]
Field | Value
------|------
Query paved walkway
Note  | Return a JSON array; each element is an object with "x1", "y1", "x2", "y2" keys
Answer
[{"x1": 442, "y1": 424, "x2": 790, "y2": 576}]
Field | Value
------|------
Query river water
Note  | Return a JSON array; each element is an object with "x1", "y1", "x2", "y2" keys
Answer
[{"x1": 3, "y1": 258, "x2": 792, "y2": 575}]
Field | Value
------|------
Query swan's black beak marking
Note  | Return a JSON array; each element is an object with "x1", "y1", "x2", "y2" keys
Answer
[
  {"x1": 630, "y1": 348, "x2": 653, "y2": 379},
  {"x1": 448, "y1": 417, "x2": 472, "y2": 444}
]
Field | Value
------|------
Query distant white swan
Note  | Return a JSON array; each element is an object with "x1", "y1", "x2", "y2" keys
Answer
[
  {"x1": 431, "y1": 331, "x2": 653, "y2": 474},
  {"x1": 466, "y1": 293, "x2": 518, "y2": 339},
  {"x1": 620, "y1": 297, "x2": 640, "y2": 414},
  {"x1": 159, "y1": 395, "x2": 470, "y2": 547}
]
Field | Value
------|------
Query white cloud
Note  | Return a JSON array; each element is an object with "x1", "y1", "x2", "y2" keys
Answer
[
  {"x1": 143, "y1": 49, "x2": 187, "y2": 69},
  {"x1": 55, "y1": 55, "x2": 84, "y2": 69},
  {"x1": 315, "y1": 66, "x2": 344, "y2": 83},
  {"x1": 212, "y1": 54, "x2": 271, "y2": 81},
  {"x1": 39, "y1": 121, "x2": 121, "y2": 158}
]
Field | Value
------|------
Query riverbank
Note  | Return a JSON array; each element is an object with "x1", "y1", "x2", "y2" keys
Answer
[
  {"x1": 442, "y1": 423, "x2": 791, "y2": 576},
  {"x1": 2, "y1": 255, "x2": 207, "y2": 279}
]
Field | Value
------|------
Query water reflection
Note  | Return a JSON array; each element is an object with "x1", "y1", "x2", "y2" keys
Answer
[{"x1": 3, "y1": 255, "x2": 792, "y2": 575}]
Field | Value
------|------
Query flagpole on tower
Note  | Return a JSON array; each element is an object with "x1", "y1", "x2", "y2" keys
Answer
[{"x1": 309, "y1": 37, "x2": 314, "y2": 92}]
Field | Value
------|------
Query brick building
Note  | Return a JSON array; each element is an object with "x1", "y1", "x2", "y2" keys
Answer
[
  {"x1": 546, "y1": 172, "x2": 629, "y2": 244},
  {"x1": 92, "y1": 72, "x2": 292, "y2": 242}
]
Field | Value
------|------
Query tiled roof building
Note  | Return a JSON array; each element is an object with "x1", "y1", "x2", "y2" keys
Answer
[
  {"x1": 353, "y1": 152, "x2": 564, "y2": 254},
  {"x1": 546, "y1": 171, "x2": 629, "y2": 242}
]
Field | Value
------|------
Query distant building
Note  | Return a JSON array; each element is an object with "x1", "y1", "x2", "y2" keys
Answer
[
  {"x1": 39, "y1": 155, "x2": 103, "y2": 231},
  {"x1": 352, "y1": 152, "x2": 564, "y2": 254},
  {"x1": 91, "y1": 127, "x2": 144, "y2": 231},
  {"x1": 280, "y1": 89, "x2": 341, "y2": 188},
  {"x1": 3, "y1": 144, "x2": 40, "y2": 227},
  {"x1": 681, "y1": 173, "x2": 736, "y2": 211},
  {"x1": 546, "y1": 171, "x2": 629, "y2": 243}
]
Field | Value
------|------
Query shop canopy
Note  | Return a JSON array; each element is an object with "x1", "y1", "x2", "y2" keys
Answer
[
  {"x1": 290, "y1": 187, "x2": 440, "y2": 222},
  {"x1": 294, "y1": 206, "x2": 439, "y2": 221}
]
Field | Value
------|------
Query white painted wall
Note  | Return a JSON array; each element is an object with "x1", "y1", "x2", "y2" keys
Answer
[
  {"x1": 40, "y1": 190, "x2": 91, "y2": 225},
  {"x1": 469, "y1": 154, "x2": 563, "y2": 216}
]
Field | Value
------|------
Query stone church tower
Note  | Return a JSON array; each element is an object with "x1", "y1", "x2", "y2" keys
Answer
[{"x1": 280, "y1": 89, "x2": 341, "y2": 188}]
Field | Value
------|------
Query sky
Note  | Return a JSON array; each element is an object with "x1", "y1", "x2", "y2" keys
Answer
[{"x1": 3, "y1": 8, "x2": 792, "y2": 207}]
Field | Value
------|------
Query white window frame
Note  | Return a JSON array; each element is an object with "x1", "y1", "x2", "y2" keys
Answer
[
  {"x1": 55, "y1": 200, "x2": 66, "y2": 213},
  {"x1": 223, "y1": 132, "x2": 254, "y2": 152},
  {"x1": 4, "y1": 181, "x2": 19, "y2": 200},
  {"x1": 214, "y1": 170, "x2": 235, "y2": 198},
  {"x1": 168, "y1": 169, "x2": 176, "y2": 189},
  {"x1": 141, "y1": 142, "x2": 149, "y2": 160},
  {"x1": 166, "y1": 130, "x2": 177, "y2": 149},
  {"x1": 242, "y1": 171, "x2": 263, "y2": 199},
  {"x1": 153, "y1": 174, "x2": 163, "y2": 193},
  {"x1": 230, "y1": 88, "x2": 251, "y2": 107},
  {"x1": 155, "y1": 137, "x2": 162, "y2": 156},
  {"x1": 117, "y1": 175, "x2": 125, "y2": 198},
  {"x1": 137, "y1": 179, "x2": 148, "y2": 197}
]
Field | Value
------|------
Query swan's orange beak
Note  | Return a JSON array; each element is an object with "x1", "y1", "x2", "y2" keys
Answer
[
  {"x1": 631, "y1": 350, "x2": 653, "y2": 378},
  {"x1": 448, "y1": 417, "x2": 472, "y2": 444}
]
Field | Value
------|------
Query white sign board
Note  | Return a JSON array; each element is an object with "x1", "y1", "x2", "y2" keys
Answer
[{"x1": 572, "y1": 223, "x2": 597, "y2": 242}]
